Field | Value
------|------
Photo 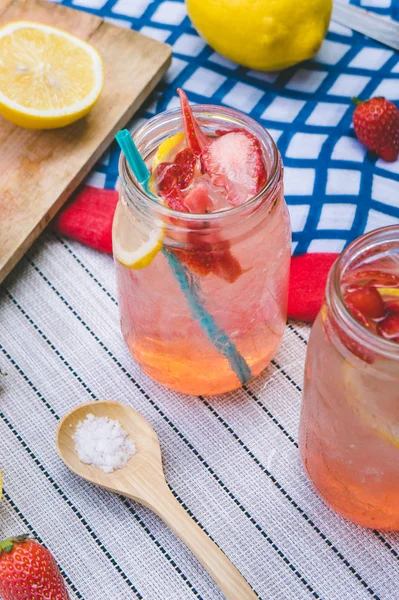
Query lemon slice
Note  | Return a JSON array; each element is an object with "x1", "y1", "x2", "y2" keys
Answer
[
  {"x1": 113, "y1": 201, "x2": 163, "y2": 269},
  {"x1": 153, "y1": 132, "x2": 185, "y2": 165},
  {"x1": 378, "y1": 288, "x2": 399, "y2": 296},
  {"x1": 0, "y1": 21, "x2": 104, "y2": 129}
]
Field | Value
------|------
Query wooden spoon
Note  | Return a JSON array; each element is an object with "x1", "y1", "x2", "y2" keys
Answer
[{"x1": 56, "y1": 401, "x2": 258, "y2": 600}]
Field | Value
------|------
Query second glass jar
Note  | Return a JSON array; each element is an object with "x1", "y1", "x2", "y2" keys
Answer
[{"x1": 299, "y1": 226, "x2": 399, "y2": 530}]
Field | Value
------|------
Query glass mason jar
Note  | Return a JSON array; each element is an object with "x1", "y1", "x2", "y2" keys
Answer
[
  {"x1": 113, "y1": 106, "x2": 291, "y2": 395},
  {"x1": 299, "y1": 226, "x2": 399, "y2": 530}
]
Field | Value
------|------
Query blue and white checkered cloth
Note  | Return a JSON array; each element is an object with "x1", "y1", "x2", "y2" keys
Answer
[{"x1": 63, "y1": 0, "x2": 399, "y2": 255}]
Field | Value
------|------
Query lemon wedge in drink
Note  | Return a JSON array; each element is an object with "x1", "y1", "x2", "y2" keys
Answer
[
  {"x1": 0, "y1": 21, "x2": 104, "y2": 129},
  {"x1": 153, "y1": 132, "x2": 185, "y2": 165},
  {"x1": 113, "y1": 201, "x2": 163, "y2": 269}
]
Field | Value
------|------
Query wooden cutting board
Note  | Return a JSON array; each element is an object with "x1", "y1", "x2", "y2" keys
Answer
[{"x1": 0, "y1": 0, "x2": 171, "y2": 283}]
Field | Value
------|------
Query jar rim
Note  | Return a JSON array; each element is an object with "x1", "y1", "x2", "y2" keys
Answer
[
  {"x1": 327, "y1": 225, "x2": 399, "y2": 360},
  {"x1": 118, "y1": 104, "x2": 281, "y2": 222}
]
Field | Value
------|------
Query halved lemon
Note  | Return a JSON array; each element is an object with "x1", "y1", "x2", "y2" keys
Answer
[
  {"x1": 0, "y1": 21, "x2": 104, "y2": 129},
  {"x1": 113, "y1": 201, "x2": 163, "y2": 269}
]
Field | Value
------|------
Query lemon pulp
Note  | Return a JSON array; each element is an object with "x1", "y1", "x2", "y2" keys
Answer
[{"x1": 0, "y1": 21, "x2": 104, "y2": 128}]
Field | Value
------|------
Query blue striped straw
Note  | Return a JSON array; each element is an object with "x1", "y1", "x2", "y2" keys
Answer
[{"x1": 115, "y1": 129, "x2": 252, "y2": 386}]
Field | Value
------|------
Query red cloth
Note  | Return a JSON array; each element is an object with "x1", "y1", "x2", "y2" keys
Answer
[
  {"x1": 54, "y1": 186, "x2": 338, "y2": 323},
  {"x1": 287, "y1": 253, "x2": 338, "y2": 322},
  {"x1": 55, "y1": 186, "x2": 117, "y2": 254}
]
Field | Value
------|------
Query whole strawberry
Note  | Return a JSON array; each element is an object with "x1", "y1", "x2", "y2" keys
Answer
[
  {"x1": 0, "y1": 535, "x2": 69, "y2": 600},
  {"x1": 352, "y1": 97, "x2": 399, "y2": 162}
]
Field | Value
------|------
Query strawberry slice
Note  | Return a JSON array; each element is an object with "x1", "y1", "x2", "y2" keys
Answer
[
  {"x1": 154, "y1": 162, "x2": 182, "y2": 195},
  {"x1": 211, "y1": 247, "x2": 244, "y2": 283},
  {"x1": 344, "y1": 287, "x2": 386, "y2": 320},
  {"x1": 177, "y1": 245, "x2": 243, "y2": 282},
  {"x1": 154, "y1": 169, "x2": 188, "y2": 212},
  {"x1": 378, "y1": 313, "x2": 399, "y2": 341},
  {"x1": 184, "y1": 182, "x2": 212, "y2": 214},
  {"x1": 201, "y1": 129, "x2": 267, "y2": 206},
  {"x1": 175, "y1": 241, "x2": 214, "y2": 277},
  {"x1": 165, "y1": 189, "x2": 188, "y2": 213},
  {"x1": 348, "y1": 270, "x2": 399, "y2": 288},
  {"x1": 344, "y1": 297, "x2": 371, "y2": 328},
  {"x1": 175, "y1": 148, "x2": 196, "y2": 189},
  {"x1": 176, "y1": 232, "x2": 244, "y2": 282},
  {"x1": 177, "y1": 88, "x2": 209, "y2": 157},
  {"x1": 385, "y1": 298, "x2": 399, "y2": 314}
]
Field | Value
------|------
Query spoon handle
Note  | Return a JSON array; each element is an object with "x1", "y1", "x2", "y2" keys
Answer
[{"x1": 141, "y1": 483, "x2": 258, "y2": 600}]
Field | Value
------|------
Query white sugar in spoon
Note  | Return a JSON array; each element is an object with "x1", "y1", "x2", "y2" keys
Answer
[{"x1": 57, "y1": 400, "x2": 258, "y2": 600}]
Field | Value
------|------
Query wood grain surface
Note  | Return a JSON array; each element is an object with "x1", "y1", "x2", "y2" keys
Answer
[{"x1": 0, "y1": 0, "x2": 171, "y2": 283}]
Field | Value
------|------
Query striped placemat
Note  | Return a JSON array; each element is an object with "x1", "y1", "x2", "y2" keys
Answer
[{"x1": 1, "y1": 232, "x2": 398, "y2": 600}]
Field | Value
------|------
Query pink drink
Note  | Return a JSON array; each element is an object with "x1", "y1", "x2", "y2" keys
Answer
[
  {"x1": 114, "y1": 91, "x2": 291, "y2": 395},
  {"x1": 299, "y1": 226, "x2": 399, "y2": 529}
]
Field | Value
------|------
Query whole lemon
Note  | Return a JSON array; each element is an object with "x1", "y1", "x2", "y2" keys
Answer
[{"x1": 186, "y1": 0, "x2": 332, "y2": 71}]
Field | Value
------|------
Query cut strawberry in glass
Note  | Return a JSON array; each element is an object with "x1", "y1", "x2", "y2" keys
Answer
[
  {"x1": 175, "y1": 148, "x2": 196, "y2": 189},
  {"x1": 344, "y1": 297, "x2": 372, "y2": 328},
  {"x1": 345, "y1": 287, "x2": 386, "y2": 320},
  {"x1": 175, "y1": 231, "x2": 244, "y2": 282},
  {"x1": 163, "y1": 187, "x2": 188, "y2": 213},
  {"x1": 175, "y1": 242, "x2": 214, "y2": 277},
  {"x1": 211, "y1": 247, "x2": 244, "y2": 283},
  {"x1": 378, "y1": 313, "x2": 399, "y2": 341},
  {"x1": 202, "y1": 130, "x2": 267, "y2": 206},
  {"x1": 154, "y1": 162, "x2": 183, "y2": 196},
  {"x1": 177, "y1": 88, "x2": 209, "y2": 157},
  {"x1": 385, "y1": 299, "x2": 399, "y2": 314},
  {"x1": 184, "y1": 183, "x2": 212, "y2": 214},
  {"x1": 348, "y1": 270, "x2": 399, "y2": 288},
  {"x1": 177, "y1": 245, "x2": 243, "y2": 282}
]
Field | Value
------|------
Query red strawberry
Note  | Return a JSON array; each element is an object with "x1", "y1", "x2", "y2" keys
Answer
[
  {"x1": 344, "y1": 297, "x2": 371, "y2": 328},
  {"x1": 178, "y1": 247, "x2": 243, "y2": 282},
  {"x1": 153, "y1": 151, "x2": 197, "y2": 202},
  {"x1": 164, "y1": 187, "x2": 188, "y2": 213},
  {"x1": 348, "y1": 270, "x2": 399, "y2": 288},
  {"x1": 0, "y1": 536, "x2": 69, "y2": 600},
  {"x1": 378, "y1": 313, "x2": 399, "y2": 341},
  {"x1": 154, "y1": 162, "x2": 183, "y2": 195},
  {"x1": 183, "y1": 182, "x2": 212, "y2": 213},
  {"x1": 202, "y1": 129, "x2": 267, "y2": 206},
  {"x1": 352, "y1": 97, "x2": 399, "y2": 162},
  {"x1": 176, "y1": 233, "x2": 244, "y2": 282},
  {"x1": 177, "y1": 88, "x2": 209, "y2": 157},
  {"x1": 384, "y1": 298, "x2": 399, "y2": 314},
  {"x1": 174, "y1": 148, "x2": 196, "y2": 189},
  {"x1": 344, "y1": 286, "x2": 386, "y2": 320},
  {"x1": 211, "y1": 247, "x2": 244, "y2": 283},
  {"x1": 175, "y1": 241, "x2": 215, "y2": 277}
]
